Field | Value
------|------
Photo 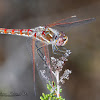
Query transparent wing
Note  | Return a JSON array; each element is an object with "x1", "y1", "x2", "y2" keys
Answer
[
  {"x1": 51, "y1": 18, "x2": 95, "y2": 28},
  {"x1": 47, "y1": 15, "x2": 78, "y2": 27},
  {"x1": 35, "y1": 40, "x2": 54, "y2": 82},
  {"x1": 26, "y1": 37, "x2": 54, "y2": 91},
  {"x1": 26, "y1": 37, "x2": 37, "y2": 95}
]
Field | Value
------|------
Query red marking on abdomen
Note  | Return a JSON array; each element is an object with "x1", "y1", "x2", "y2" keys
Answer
[
  {"x1": 27, "y1": 29, "x2": 30, "y2": 36},
  {"x1": 4, "y1": 29, "x2": 7, "y2": 34},
  {"x1": 12, "y1": 29, "x2": 15, "y2": 34},
  {"x1": 20, "y1": 29, "x2": 23, "y2": 35}
]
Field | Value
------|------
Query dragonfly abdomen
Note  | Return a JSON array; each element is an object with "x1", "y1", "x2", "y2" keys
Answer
[{"x1": 0, "y1": 28, "x2": 33, "y2": 37}]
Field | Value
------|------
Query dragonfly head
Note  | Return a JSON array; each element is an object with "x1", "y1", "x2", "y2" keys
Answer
[
  {"x1": 47, "y1": 27, "x2": 68, "y2": 46},
  {"x1": 56, "y1": 32, "x2": 68, "y2": 46}
]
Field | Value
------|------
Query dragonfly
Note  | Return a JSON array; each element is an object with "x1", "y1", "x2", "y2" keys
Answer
[{"x1": 0, "y1": 15, "x2": 95, "y2": 95}]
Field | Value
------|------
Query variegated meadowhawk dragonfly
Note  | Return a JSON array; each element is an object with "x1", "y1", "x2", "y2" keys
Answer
[{"x1": 0, "y1": 15, "x2": 95, "y2": 95}]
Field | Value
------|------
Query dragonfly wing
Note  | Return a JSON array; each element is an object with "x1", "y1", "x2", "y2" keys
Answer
[
  {"x1": 48, "y1": 15, "x2": 78, "y2": 27},
  {"x1": 26, "y1": 37, "x2": 37, "y2": 96},
  {"x1": 58, "y1": 15, "x2": 78, "y2": 23},
  {"x1": 26, "y1": 38, "x2": 54, "y2": 90},
  {"x1": 36, "y1": 41, "x2": 54, "y2": 82},
  {"x1": 52, "y1": 18, "x2": 95, "y2": 28}
]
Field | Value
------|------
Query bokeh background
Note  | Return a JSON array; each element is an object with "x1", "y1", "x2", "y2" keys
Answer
[{"x1": 0, "y1": 0, "x2": 100, "y2": 100}]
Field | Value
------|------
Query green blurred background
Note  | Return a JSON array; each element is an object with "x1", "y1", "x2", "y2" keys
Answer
[{"x1": 0, "y1": 0, "x2": 100, "y2": 100}]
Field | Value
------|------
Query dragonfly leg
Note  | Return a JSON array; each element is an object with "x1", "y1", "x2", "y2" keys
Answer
[
  {"x1": 55, "y1": 45, "x2": 66, "y2": 53},
  {"x1": 53, "y1": 51, "x2": 62, "y2": 55},
  {"x1": 61, "y1": 47, "x2": 67, "y2": 50},
  {"x1": 35, "y1": 41, "x2": 45, "y2": 62},
  {"x1": 52, "y1": 45, "x2": 64, "y2": 55},
  {"x1": 35, "y1": 41, "x2": 49, "y2": 66}
]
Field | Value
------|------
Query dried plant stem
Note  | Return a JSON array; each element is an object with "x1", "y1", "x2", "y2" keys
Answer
[{"x1": 56, "y1": 70, "x2": 60, "y2": 98}]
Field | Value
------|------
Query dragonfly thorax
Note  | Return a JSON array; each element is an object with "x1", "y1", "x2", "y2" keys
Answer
[{"x1": 32, "y1": 26, "x2": 58, "y2": 44}]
